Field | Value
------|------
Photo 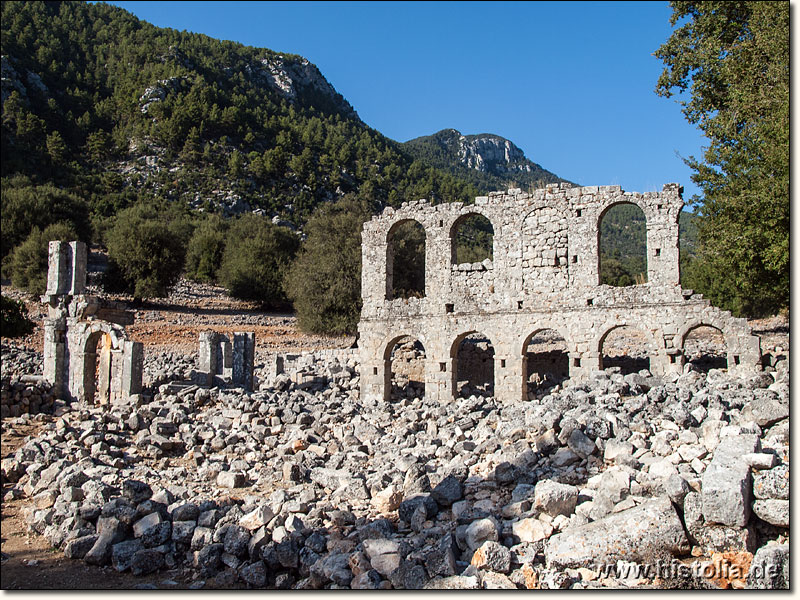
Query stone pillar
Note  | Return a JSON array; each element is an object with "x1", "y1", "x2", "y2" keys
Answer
[
  {"x1": 232, "y1": 332, "x2": 255, "y2": 391},
  {"x1": 45, "y1": 241, "x2": 87, "y2": 296},
  {"x1": 198, "y1": 331, "x2": 219, "y2": 385},
  {"x1": 426, "y1": 355, "x2": 454, "y2": 404},
  {"x1": 43, "y1": 319, "x2": 66, "y2": 396},
  {"x1": 120, "y1": 340, "x2": 143, "y2": 401},
  {"x1": 360, "y1": 359, "x2": 386, "y2": 403},
  {"x1": 494, "y1": 354, "x2": 525, "y2": 403}
]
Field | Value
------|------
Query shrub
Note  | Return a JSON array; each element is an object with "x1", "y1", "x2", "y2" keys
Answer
[
  {"x1": 104, "y1": 203, "x2": 191, "y2": 300},
  {"x1": 185, "y1": 214, "x2": 228, "y2": 283},
  {"x1": 6, "y1": 222, "x2": 79, "y2": 295},
  {"x1": 0, "y1": 295, "x2": 36, "y2": 338},
  {"x1": 284, "y1": 196, "x2": 372, "y2": 334},
  {"x1": 0, "y1": 177, "x2": 90, "y2": 258},
  {"x1": 218, "y1": 213, "x2": 299, "y2": 306}
]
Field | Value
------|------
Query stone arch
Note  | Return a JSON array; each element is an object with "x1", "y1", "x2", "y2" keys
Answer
[
  {"x1": 520, "y1": 326, "x2": 571, "y2": 396},
  {"x1": 677, "y1": 321, "x2": 731, "y2": 371},
  {"x1": 451, "y1": 330, "x2": 496, "y2": 398},
  {"x1": 596, "y1": 322, "x2": 658, "y2": 374},
  {"x1": 597, "y1": 201, "x2": 648, "y2": 286},
  {"x1": 80, "y1": 323, "x2": 127, "y2": 405},
  {"x1": 449, "y1": 211, "x2": 496, "y2": 265},
  {"x1": 384, "y1": 334, "x2": 427, "y2": 400},
  {"x1": 386, "y1": 218, "x2": 427, "y2": 299}
]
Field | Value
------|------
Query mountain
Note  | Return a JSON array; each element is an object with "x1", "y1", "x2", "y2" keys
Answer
[
  {"x1": 403, "y1": 129, "x2": 571, "y2": 192},
  {"x1": 0, "y1": 0, "x2": 487, "y2": 236}
]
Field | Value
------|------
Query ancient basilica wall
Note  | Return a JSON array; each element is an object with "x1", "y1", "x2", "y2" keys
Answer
[{"x1": 359, "y1": 183, "x2": 761, "y2": 403}]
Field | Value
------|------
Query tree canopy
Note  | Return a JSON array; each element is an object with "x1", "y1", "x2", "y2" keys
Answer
[{"x1": 655, "y1": 1, "x2": 789, "y2": 316}]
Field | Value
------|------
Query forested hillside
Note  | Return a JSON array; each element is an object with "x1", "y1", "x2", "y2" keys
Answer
[{"x1": 1, "y1": 0, "x2": 479, "y2": 237}]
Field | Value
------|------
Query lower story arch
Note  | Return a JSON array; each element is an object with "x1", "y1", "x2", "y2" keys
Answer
[
  {"x1": 384, "y1": 335, "x2": 426, "y2": 400},
  {"x1": 451, "y1": 331, "x2": 495, "y2": 399},
  {"x1": 680, "y1": 324, "x2": 728, "y2": 371},
  {"x1": 522, "y1": 328, "x2": 570, "y2": 398},
  {"x1": 599, "y1": 324, "x2": 653, "y2": 375}
]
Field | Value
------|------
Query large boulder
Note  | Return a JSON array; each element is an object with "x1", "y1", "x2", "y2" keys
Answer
[{"x1": 545, "y1": 497, "x2": 689, "y2": 569}]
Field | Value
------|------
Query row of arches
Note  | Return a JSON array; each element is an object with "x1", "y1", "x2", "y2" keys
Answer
[
  {"x1": 386, "y1": 203, "x2": 653, "y2": 299},
  {"x1": 384, "y1": 324, "x2": 729, "y2": 401}
]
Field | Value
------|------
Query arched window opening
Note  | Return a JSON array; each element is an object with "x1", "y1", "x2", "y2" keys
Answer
[
  {"x1": 601, "y1": 326, "x2": 651, "y2": 375},
  {"x1": 388, "y1": 336, "x2": 426, "y2": 400},
  {"x1": 524, "y1": 329, "x2": 569, "y2": 399},
  {"x1": 684, "y1": 325, "x2": 727, "y2": 372},
  {"x1": 387, "y1": 220, "x2": 425, "y2": 299},
  {"x1": 455, "y1": 333, "x2": 494, "y2": 398},
  {"x1": 451, "y1": 214, "x2": 494, "y2": 265},
  {"x1": 599, "y1": 203, "x2": 647, "y2": 286}
]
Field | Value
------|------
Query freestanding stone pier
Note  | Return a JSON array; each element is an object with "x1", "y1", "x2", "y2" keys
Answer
[{"x1": 358, "y1": 184, "x2": 762, "y2": 403}]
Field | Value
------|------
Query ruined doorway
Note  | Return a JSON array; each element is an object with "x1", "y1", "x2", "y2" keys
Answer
[
  {"x1": 453, "y1": 332, "x2": 495, "y2": 398},
  {"x1": 683, "y1": 325, "x2": 727, "y2": 372},
  {"x1": 599, "y1": 202, "x2": 647, "y2": 286},
  {"x1": 600, "y1": 325, "x2": 651, "y2": 375},
  {"x1": 386, "y1": 219, "x2": 426, "y2": 299},
  {"x1": 85, "y1": 331, "x2": 113, "y2": 404},
  {"x1": 523, "y1": 329, "x2": 569, "y2": 398},
  {"x1": 386, "y1": 336, "x2": 426, "y2": 400}
]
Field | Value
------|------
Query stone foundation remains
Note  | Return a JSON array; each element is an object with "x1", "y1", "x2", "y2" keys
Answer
[
  {"x1": 41, "y1": 241, "x2": 143, "y2": 404},
  {"x1": 198, "y1": 331, "x2": 255, "y2": 391},
  {"x1": 358, "y1": 184, "x2": 762, "y2": 403}
]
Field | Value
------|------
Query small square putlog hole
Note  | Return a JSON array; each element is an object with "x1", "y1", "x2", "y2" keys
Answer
[
  {"x1": 573, "y1": 357, "x2": 581, "y2": 367},
  {"x1": 445, "y1": 303, "x2": 454, "y2": 313},
  {"x1": 439, "y1": 362, "x2": 447, "y2": 372},
  {"x1": 587, "y1": 298, "x2": 593, "y2": 306}
]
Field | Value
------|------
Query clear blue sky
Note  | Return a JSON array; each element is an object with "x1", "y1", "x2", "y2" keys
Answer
[{"x1": 103, "y1": 0, "x2": 707, "y2": 204}]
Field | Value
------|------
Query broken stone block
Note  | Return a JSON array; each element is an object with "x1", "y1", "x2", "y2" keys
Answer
[{"x1": 545, "y1": 496, "x2": 689, "y2": 569}]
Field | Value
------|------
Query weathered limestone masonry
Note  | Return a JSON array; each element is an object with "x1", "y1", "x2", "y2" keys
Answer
[
  {"x1": 41, "y1": 241, "x2": 143, "y2": 404},
  {"x1": 358, "y1": 184, "x2": 762, "y2": 403},
  {"x1": 197, "y1": 331, "x2": 255, "y2": 391}
]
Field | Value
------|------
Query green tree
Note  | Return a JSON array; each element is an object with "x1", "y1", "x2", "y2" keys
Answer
[
  {"x1": 284, "y1": 195, "x2": 373, "y2": 334},
  {"x1": 104, "y1": 203, "x2": 191, "y2": 301},
  {"x1": 217, "y1": 213, "x2": 299, "y2": 306},
  {"x1": 185, "y1": 214, "x2": 228, "y2": 283},
  {"x1": 655, "y1": 1, "x2": 789, "y2": 316},
  {"x1": 0, "y1": 178, "x2": 90, "y2": 258},
  {"x1": 1, "y1": 295, "x2": 36, "y2": 337},
  {"x1": 6, "y1": 222, "x2": 79, "y2": 295}
]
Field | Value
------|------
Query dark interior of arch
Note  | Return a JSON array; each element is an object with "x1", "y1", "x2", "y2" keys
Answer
[
  {"x1": 456, "y1": 333, "x2": 494, "y2": 398},
  {"x1": 599, "y1": 203, "x2": 647, "y2": 286},
  {"x1": 389, "y1": 337, "x2": 426, "y2": 400},
  {"x1": 684, "y1": 325, "x2": 727, "y2": 372},
  {"x1": 453, "y1": 214, "x2": 494, "y2": 264},
  {"x1": 389, "y1": 220, "x2": 425, "y2": 299},
  {"x1": 601, "y1": 326, "x2": 651, "y2": 375},
  {"x1": 525, "y1": 329, "x2": 569, "y2": 397}
]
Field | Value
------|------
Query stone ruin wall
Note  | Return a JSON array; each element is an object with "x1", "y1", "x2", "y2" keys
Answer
[
  {"x1": 41, "y1": 241, "x2": 257, "y2": 405},
  {"x1": 358, "y1": 183, "x2": 762, "y2": 403}
]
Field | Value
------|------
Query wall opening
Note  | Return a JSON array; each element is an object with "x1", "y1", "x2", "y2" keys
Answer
[
  {"x1": 386, "y1": 219, "x2": 426, "y2": 299},
  {"x1": 598, "y1": 202, "x2": 647, "y2": 286},
  {"x1": 85, "y1": 331, "x2": 113, "y2": 404},
  {"x1": 683, "y1": 325, "x2": 727, "y2": 372},
  {"x1": 601, "y1": 325, "x2": 651, "y2": 375},
  {"x1": 387, "y1": 336, "x2": 426, "y2": 400},
  {"x1": 523, "y1": 329, "x2": 569, "y2": 398},
  {"x1": 451, "y1": 213, "x2": 494, "y2": 264},
  {"x1": 454, "y1": 332, "x2": 495, "y2": 398}
]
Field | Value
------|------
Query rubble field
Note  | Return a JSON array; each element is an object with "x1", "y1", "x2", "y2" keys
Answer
[{"x1": 0, "y1": 281, "x2": 789, "y2": 590}]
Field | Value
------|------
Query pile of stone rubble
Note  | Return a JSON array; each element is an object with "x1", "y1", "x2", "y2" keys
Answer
[{"x1": 0, "y1": 349, "x2": 789, "y2": 589}]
